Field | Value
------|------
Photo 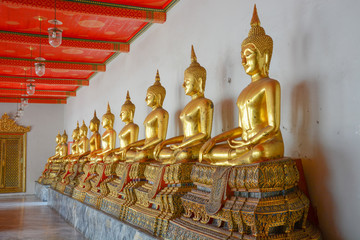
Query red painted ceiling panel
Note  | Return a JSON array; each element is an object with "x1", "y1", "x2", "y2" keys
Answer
[
  {"x1": 0, "y1": 42, "x2": 115, "y2": 63},
  {"x1": 92, "y1": 0, "x2": 173, "y2": 9},
  {"x1": 0, "y1": 0, "x2": 178, "y2": 103}
]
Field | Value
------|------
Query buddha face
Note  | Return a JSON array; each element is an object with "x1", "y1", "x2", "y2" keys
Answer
[
  {"x1": 79, "y1": 128, "x2": 84, "y2": 137},
  {"x1": 102, "y1": 117, "x2": 109, "y2": 128},
  {"x1": 241, "y1": 44, "x2": 268, "y2": 78},
  {"x1": 145, "y1": 92, "x2": 156, "y2": 108},
  {"x1": 61, "y1": 135, "x2": 68, "y2": 143},
  {"x1": 120, "y1": 107, "x2": 131, "y2": 122},
  {"x1": 72, "y1": 130, "x2": 79, "y2": 140},
  {"x1": 89, "y1": 121, "x2": 97, "y2": 132},
  {"x1": 183, "y1": 72, "x2": 200, "y2": 96}
]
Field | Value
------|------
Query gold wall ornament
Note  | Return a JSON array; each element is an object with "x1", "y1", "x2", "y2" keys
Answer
[
  {"x1": 0, "y1": 113, "x2": 30, "y2": 133},
  {"x1": 0, "y1": 113, "x2": 29, "y2": 193},
  {"x1": 199, "y1": 5, "x2": 284, "y2": 165}
]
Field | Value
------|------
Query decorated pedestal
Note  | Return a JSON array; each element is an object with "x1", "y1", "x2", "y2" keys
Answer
[
  {"x1": 39, "y1": 160, "x2": 62, "y2": 185},
  {"x1": 49, "y1": 160, "x2": 67, "y2": 189},
  {"x1": 62, "y1": 159, "x2": 88, "y2": 196},
  {"x1": 72, "y1": 161, "x2": 98, "y2": 202},
  {"x1": 100, "y1": 161, "x2": 148, "y2": 219},
  {"x1": 167, "y1": 158, "x2": 321, "y2": 240},
  {"x1": 126, "y1": 161, "x2": 195, "y2": 237},
  {"x1": 83, "y1": 161, "x2": 118, "y2": 208}
]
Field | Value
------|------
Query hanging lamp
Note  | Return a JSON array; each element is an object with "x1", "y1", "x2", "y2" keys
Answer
[
  {"x1": 27, "y1": 47, "x2": 36, "y2": 95},
  {"x1": 35, "y1": 17, "x2": 46, "y2": 77},
  {"x1": 48, "y1": 0, "x2": 63, "y2": 48}
]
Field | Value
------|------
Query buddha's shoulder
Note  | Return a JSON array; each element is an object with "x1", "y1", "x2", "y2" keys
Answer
[
  {"x1": 192, "y1": 97, "x2": 213, "y2": 107},
  {"x1": 260, "y1": 77, "x2": 280, "y2": 86}
]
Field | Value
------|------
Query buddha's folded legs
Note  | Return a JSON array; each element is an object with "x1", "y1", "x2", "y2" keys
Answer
[
  {"x1": 158, "y1": 143, "x2": 203, "y2": 164},
  {"x1": 134, "y1": 148, "x2": 154, "y2": 162},
  {"x1": 204, "y1": 136, "x2": 284, "y2": 165}
]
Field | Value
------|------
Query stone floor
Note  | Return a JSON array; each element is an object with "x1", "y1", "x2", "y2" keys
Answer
[{"x1": 0, "y1": 195, "x2": 86, "y2": 240}]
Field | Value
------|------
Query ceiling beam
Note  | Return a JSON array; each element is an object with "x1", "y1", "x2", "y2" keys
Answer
[
  {"x1": 0, "y1": 76, "x2": 89, "y2": 86},
  {"x1": 0, "y1": 57, "x2": 106, "y2": 72},
  {"x1": 0, "y1": 97, "x2": 67, "y2": 104},
  {"x1": 3, "y1": 0, "x2": 166, "y2": 23},
  {"x1": 0, "y1": 31, "x2": 130, "y2": 53},
  {"x1": 0, "y1": 88, "x2": 76, "y2": 97}
]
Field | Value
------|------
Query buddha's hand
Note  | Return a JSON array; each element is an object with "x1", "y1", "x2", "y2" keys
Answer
[
  {"x1": 199, "y1": 139, "x2": 216, "y2": 162},
  {"x1": 227, "y1": 139, "x2": 250, "y2": 149},
  {"x1": 135, "y1": 146, "x2": 145, "y2": 151},
  {"x1": 169, "y1": 144, "x2": 180, "y2": 150},
  {"x1": 154, "y1": 143, "x2": 165, "y2": 159}
]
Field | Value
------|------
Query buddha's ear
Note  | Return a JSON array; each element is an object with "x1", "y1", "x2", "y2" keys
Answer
[
  {"x1": 156, "y1": 93, "x2": 162, "y2": 106},
  {"x1": 262, "y1": 50, "x2": 270, "y2": 76},
  {"x1": 198, "y1": 77, "x2": 204, "y2": 94}
]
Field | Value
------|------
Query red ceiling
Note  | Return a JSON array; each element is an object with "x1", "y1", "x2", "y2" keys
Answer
[{"x1": 0, "y1": 0, "x2": 178, "y2": 104}]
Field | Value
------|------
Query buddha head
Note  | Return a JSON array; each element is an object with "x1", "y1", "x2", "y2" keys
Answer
[
  {"x1": 62, "y1": 130, "x2": 68, "y2": 143},
  {"x1": 55, "y1": 131, "x2": 61, "y2": 144},
  {"x1": 80, "y1": 120, "x2": 88, "y2": 137},
  {"x1": 120, "y1": 91, "x2": 135, "y2": 123},
  {"x1": 241, "y1": 5, "x2": 273, "y2": 78},
  {"x1": 183, "y1": 45, "x2": 206, "y2": 96},
  {"x1": 89, "y1": 111, "x2": 100, "y2": 132},
  {"x1": 146, "y1": 70, "x2": 166, "y2": 108},
  {"x1": 102, "y1": 103, "x2": 115, "y2": 129},
  {"x1": 72, "y1": 122, "x2": 80, "y2": 141}
]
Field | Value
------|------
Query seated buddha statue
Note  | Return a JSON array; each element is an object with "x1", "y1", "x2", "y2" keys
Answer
[
  {"x1": 154, "y1": 46, "x2": 214, "y2": 164},
  {"x1": 73, "y1": 112, "x2": 102, "y2": 201},
  {"x1": 38, "y1": 132, "x2": 62, "y2": 183},
  {"x1": 199, "y1": 6, "x2": 284, "y2": 166},
  {"x1": 95, "y1": 103, "x2": 116, "y2": 161},
  {"x1": 125, "y1": 70, "x2": 169, "y2": 162},
  {"x1": 88, "y1": 111, "x2": 102, "y2": 157},
  {"x1": 111, "y1": 91, "x2": 139, "y2": 160},
  {"x1": 60, "y1": 123, "x2": 80, "y2": 177},
  {"x1": 50, "y1": 131, "x2": 68, "y2": 187},
  {"x1": 49, "y1": 132, "x2": 62, "y2": 160},
  {"x1": 71, "y1": 120, "x2": 90, "y2": 160},
  {"x1": 65, "y1": 122, "x2": 90, "y2": 178},
  {"x1": 85, "y1": 104, "x2": 117, "y2": 205}
]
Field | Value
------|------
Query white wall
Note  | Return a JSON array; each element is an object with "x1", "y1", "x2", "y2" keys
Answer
[
  {"x1": 0, "y1": 103, "x2": 64, "y2": 195},
  {"x1": 64, "y1": 0, "x2": 360, "y2": 239}
]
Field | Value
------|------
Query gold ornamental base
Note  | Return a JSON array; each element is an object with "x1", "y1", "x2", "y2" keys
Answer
[
  {"x1": 100, "y1": 161, "x2": 149, "y2": 219},
  {"x1": 175, "y1": 159, "x2": 321, "y2": 239},
  {"x1": 167, "y1": 217, "x2": 321, "y2": 240},
  {"x1": 72, "y1": 186, "x2": 88, "y2": 202},
  {"x1": 125, "y1": 162, "x2": 196, "y2": 237},
  {"x1": 84, "y1": 190, "x2": 105, "y2": 209}
]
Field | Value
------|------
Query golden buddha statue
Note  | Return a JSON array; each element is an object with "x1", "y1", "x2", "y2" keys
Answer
[
  {"x1": 73, "y1": 120, "x2": 90, "y2": 158},
  {"x1": 50, "y1": 130, "x2": 68, "y2": 188},
  {"x1": 70, "y1": 122, "x2": 80, "y2": 155},
  {"x1": 57, "y1": 123, "x2": 81, "y2": 192},
  {"x1": 84, "y1": 103, "x2": 117, "y2": 207},
  {"x1": 111, "y1": 91, "x2": 139, "y2": 160},
  {"x1": 59, "y1": 130, "x2": 68, "y2": 158},
  {"x1": 199, "y1": 6, "x2": 284, "y2": 166},
  {"x1": 100, "y1": 91, "x2": 140, "y2": 216},
  {"x1": 72, "y1": 112, "x2": 102, "y2": 201},
  {"x1": 38, "y1": 132, "x2": 62, "y2": 184},
  {"x1": 126, "y1": 70, "x2": 169, "y2": 162},
  {"x1": 89, "y1": 111, "x2": 102, "y2": 155},
  {"x1": 154, "y1": 46, "x2": 214, "y2": 164},
  {"x1": 49, "y1": 132, "x2": 62, "y2": 160}
]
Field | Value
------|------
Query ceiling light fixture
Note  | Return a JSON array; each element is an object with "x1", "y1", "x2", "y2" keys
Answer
[
  {"x1": 48, "y1": 0, "x2": 63, "y2": 48},
  {"x1": 35, "y1": 17, "x2": 46, "y2": 77},
  {"x1": 27, "y1": 47, "x2": 36, "y2": 96}
]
